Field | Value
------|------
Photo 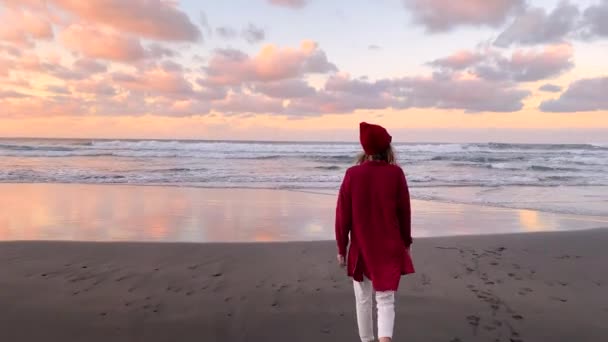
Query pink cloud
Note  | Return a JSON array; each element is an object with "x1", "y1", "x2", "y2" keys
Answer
[
  {"x1": 0, "y1": 7, "x2": 53, "y2": 46},
  {"x1": 429, "y1": 44, "x2": 574, "y2": 82},
  {"x1": 403, "y1": 0, "x2": 524, "y2": 32},
  {"x1": 60, "y1": 25, "x2": 145, "y2": 62},
  {"x1": 0, "y1": 90, "x2": 28, "y2": 99},
  {"x1": 112, "y1": 66, "x2": 194, "y2": 98},
  {"x1": 73, "y1": 80, "x2": 117, "y2": 96},
  {"x1": 284, "y1": 73, "x2": 530, "y2": 115},
  {"x1": 73, "y1": 58, "x2": 107, "y2": 74},
  {"x1": 205, "y1": 40, "x2": 337, "y2": 85},
  {"x1": 50, "y1": 0, "x2": 200, "y2": 41},
  {"x1": 429, "y1": 50, "x2": 485, "y2": 70}
]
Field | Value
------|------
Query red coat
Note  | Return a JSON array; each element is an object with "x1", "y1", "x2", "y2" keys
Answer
[{"x1": 335, "y1": 160, "x2": 414, "y2": 291}]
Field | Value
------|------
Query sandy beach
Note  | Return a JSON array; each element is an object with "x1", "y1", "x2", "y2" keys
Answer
[
  {"x1": 1, "y1": 229, "x2": 607, "y2": 341},
  {"x1": 1, "y1": 184, "x2": 608, "y2": 341}
]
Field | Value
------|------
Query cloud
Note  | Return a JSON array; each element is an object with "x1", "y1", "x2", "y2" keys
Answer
[
  {"x1": 431, "y1": 44, "x2": 574, "y2": 82},
  {"x1": 0, "y1": 7, "x2": 53, "y2": 46},
  {"x1": 61, "y1": 25, "x2": 145, "y2": 62},
  {"x1": 73, "y1": 80, "x2": 117, "y2": 96},
  {"x1": 251, "y1": 79, "x2": 316, "y2": 98},
  {"x1": 403, "y1": 0, "x2": 524, "y2": 32},
  {"x1": 112, "y1": 68, "x2": 194, "y2": 99},
  {"x1": 49, "y1": 0, "x2": 201, "y2": 41},
  {"x1": 146, "y1": 44, "x2": 177, "y2": 59},
  {"x1": 0, "y1": 43, "x2": 22, "y2": 57},
  {"x1": 539, "y1": 83, "x2": 562, "y2": 93},
  {"x1": 429, "y1": 50, "x2": 484, "y2": 70},
  {"x1": 73, "y1": 58, "x2": 107, "y2": 74},
  {"x1": 215, "y1": 26, "x2": 238, "y2": 40},
  {"x1": 242, "y1": 24, "x2": 265, "y2": 44},
  {"x1": 160, "y1": 60, "x2": 183, "y2": 72},
  {"x1": 582, "y1": 0, "x2": 608, "y2": 38},
  {"x1": 199, "y1": 10, "x2": 212, "y2": 36},
  {"x1": 268, "y1": 0, "x2": 309, "y2": 9},
  {"x1": 480, "y1": 44, "x2": 574, "y2": 82},
  {"x1": 392, "y1": 76, "x2": 530, "y2": 112},
  {"x1": 540, "y1": 77, "x2": 608, "y2": 112},
  {"x1": 213, "y1": 92, "x2": 284, "y2": 114},
  {"x1": 495, "y1": 2, "x2": 580, "y2": 47},
  {"x1": 204, "y1": 40, "x2": 337, "y2": 85},
  {"x1": 46, "y1": 84, "x2": 71, "y2": 94},
  {"x1": 284, "y1": 73, "x2": 530, "y2": 115},
  {"x1": 0, "y1": 90, "x2": 28, "y2": 99}
]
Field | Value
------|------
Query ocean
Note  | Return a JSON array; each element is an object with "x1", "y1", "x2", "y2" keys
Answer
[{"x1": 2, "y1": 138, "x2": 607, "y2": 216}]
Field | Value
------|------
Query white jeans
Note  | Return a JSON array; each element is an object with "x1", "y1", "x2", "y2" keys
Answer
[{"x1": 353, "y1": 276, "x2": 395, "y2": 342}]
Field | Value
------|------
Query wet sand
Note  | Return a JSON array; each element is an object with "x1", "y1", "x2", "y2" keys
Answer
[
  {"x1": 1, "y1": 183, "x2": 607, "y2": 242},
  {"x1": 2, "y1": 229, "x2": 608, "y2": 341}
]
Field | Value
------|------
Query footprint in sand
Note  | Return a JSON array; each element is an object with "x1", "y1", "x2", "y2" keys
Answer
[
  {"x1": 421, "y1": 273, "x2": 431, "y2": 286},
  {"x1": 550, "y1": 296, "x2": 568, "y2": 303},
  {"x1": 466, "y1": 315, "x2": 480, "y2": 326},
  {"x1": 518, "y1": 287, "x2": 533, "y2": 296}
]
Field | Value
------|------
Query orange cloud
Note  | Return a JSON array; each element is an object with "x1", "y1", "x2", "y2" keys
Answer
[
  {"x1": 60, "y1": 25, "x2": 145, "y2": 62},
  {"x1": 205, "y1": 40, "x2": 337, "y2": 85},
  {"x1": 0, "y1": 7, "x2": 53, "y2": 46}
]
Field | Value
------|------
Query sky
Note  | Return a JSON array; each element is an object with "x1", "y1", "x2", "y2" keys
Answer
[{"x1": 0, "y1": 0, "x2": 607, "y2": 143}]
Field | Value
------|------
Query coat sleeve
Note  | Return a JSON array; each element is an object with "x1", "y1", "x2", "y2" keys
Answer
[
  {"x1": 397, "y1": 168, "x2": 413, "y2": 246},
  {"x1": 335, "y1": 170, "x2": 352, "y2": 256}
]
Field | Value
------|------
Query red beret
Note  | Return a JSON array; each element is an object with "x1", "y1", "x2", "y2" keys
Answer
[{"x1": 359, "y1": 122, "x2": 392, "y2": 155}]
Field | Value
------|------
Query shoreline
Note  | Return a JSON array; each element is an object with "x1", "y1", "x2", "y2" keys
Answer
[{"x1": 2, "y1": 229, "x2": 607, "y2": 341}]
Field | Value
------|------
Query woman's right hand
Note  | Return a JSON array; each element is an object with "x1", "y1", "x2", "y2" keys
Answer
[{"x1": 337, "y1": 254, "x2": 346, "y2": 268}]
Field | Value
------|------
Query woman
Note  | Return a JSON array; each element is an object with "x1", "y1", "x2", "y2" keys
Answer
[{"x1": 335, "y1": 122, "x2": 414, "y2": 342}]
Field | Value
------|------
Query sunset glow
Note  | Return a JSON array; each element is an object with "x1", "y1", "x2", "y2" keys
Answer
[{"x1": 1, "y1": 0, "x2": 607, "y2": 142}]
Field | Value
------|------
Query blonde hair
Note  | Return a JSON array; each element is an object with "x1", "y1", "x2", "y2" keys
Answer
[{"x1": 356, "y1": 144, "x2": 397, "y2": 165}]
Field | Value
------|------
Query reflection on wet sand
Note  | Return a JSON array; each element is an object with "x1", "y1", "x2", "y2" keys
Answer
[{"x1": 1, "y1": 183, "x2": 606, "y2": 242}]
